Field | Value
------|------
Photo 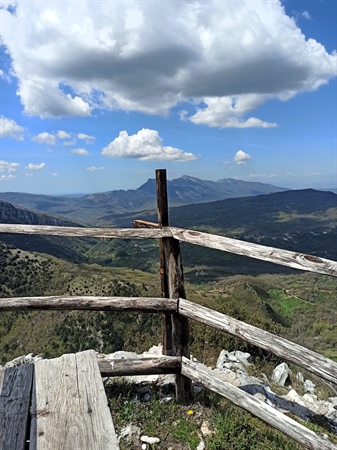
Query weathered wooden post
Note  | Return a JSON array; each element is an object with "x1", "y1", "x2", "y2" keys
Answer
[
  {"x1": 156, "y1": 169, "x2": 193, "y2": 404},
  {"x1": 156, "y1": 169, "x2": 172, "y2": 355}
]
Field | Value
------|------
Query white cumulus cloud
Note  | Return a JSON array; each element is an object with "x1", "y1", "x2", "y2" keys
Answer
[
  {"x1": 0, "y1": 159, "x2": 20, "y2": 179},
  {"x1": 234, "y1": 150, "x2": 251, "y2": 165},
  {"x1": 56, "y1": 130, "x2": 71, "y2": 139},
  {"x1": 0, "y1": 116, "x2": 24, "y2": 140},
  {"x1": 188, "y1": 96, "x2": 278, "y2": 129},
  {"x1": 77, "y1": 133, "x2": 95, "y2": 143},
  {"x1": 26, "y1": 162, "x2": 46, "y2": 170},
  {"x1": 72, "y1": 148, "x2": 90, "y2": 156},
  {"x1": 32, "y1": 130, "x2": 94, "y2": 146},
  {"x1": 102, "y1": 129, "x2": 197, "y2": 161},
  {"x1": 0, "y1": 0, "x2": 335, "y2": 127},
  {"x1": 32, "y1": 132, "x2": 56, "y2": 145}
]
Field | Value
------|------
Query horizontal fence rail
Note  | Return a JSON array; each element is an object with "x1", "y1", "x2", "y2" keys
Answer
[
  {"x1": 1, "y1": 222, "x2": 336, "y2": 277},
  {"x1": 170, "y1": 226, "x2": 337, "y2": 277},
  {"x1": 0, "y1": 296, "x2": 178, "y2": 313},
  {"x1": 2, "y1": 294, "x2": 336, "y2": 386},
  {"x1": 182, "y1": 358, "x2": 337, "y2": 450},
  {"x1": 179, "y1": 298, "x2": 337, "y2": 386},
  {"x1": 0, "y1": 223, "x2": 171, "y2": 239},
  {"x1": 98, "y1": 356, "x2": 181, "y2": 377}
]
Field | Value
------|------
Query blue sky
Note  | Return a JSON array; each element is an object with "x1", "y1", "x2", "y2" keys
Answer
[{"x1": 0, "y1": 0, "x2": 336, "y2": 195}]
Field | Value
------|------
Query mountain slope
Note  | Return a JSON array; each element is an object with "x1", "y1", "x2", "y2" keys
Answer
[
  {"x1": 0, "y1": 176, "x2": 285, "y2": 224},
  {"x1": 0, "y1": 200, "x2": 93, "y2": 262},
  {"x1": 96, "y1": 189, "x2": 337, "y2": 279}
]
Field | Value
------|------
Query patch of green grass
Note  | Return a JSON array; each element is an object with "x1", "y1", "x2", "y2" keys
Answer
[{"x1": 268, "y1": 289, "x2": 310, "y2": 316}]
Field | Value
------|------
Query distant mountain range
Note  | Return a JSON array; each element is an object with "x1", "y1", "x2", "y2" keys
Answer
[
  {"x1": 1, "y1": 188, "x2": 336, "y2": 277},
  {"x1": 0, "y1": 175, "x2": 286, "y2": 225}
]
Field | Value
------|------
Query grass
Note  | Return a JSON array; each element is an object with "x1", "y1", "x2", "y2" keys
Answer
[
  {"x1": 268, "y1": 289, "x2": 310, "y2": 316},
  {"x1": 105, "y1": 380, "x2": 306, "y2": 450}
]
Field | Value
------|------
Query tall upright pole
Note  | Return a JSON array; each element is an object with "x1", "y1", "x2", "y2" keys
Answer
[
  {"x1": 156, "y1": 169, "x2": 172, "y2": 355},
  {"x1": 156, "y1": 169, "x2": 193, "y2": 404}
]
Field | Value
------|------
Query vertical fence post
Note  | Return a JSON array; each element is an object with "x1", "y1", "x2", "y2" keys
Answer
[
  {"x1": 156, "y1": 169, "x2": 193, "y2": 404},
  {"x1": 156, "y1": 169, "x2": 173, "y2": 355}
]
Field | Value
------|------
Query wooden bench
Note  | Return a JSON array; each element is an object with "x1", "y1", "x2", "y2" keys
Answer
[{"x1": 0, "y1": 350, "x2": 119, "y2": 450}]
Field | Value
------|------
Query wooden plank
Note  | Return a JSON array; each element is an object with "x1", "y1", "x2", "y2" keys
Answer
[
  {"x1": 170, "y1": 227, "x2": 337, "y2": 277},
  {"x1": 0, "y1": 296, "x2": 178, "y2": 313},
  {"x1": 179, "y1": 298, "x2": 337, "y2": 385},
  {"x1": 182, "y1": 358, "x2": 337, "y2": 450},
  {"x1": 0, "y1": 223, "x2": 171, "y2": 239},
  {"x1": 98, "y1": 356, "x2": 181, "y2": 377},
  {"x1": 29, "y1": 350, "x2": 119, "y2": 450},
  {"x1": 0, "y1": 364, "x2": 34, "y2": 450}
]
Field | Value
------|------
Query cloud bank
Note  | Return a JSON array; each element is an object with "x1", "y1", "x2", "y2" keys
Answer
[
  {"x1": 102, "y1": 129, "x2": 197, "y2": 161},
  {"x1": 1, "y1": 0, "x2": 336, "y2": 127}
]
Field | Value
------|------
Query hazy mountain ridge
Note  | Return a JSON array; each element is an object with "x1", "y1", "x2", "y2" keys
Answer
[{"x1": 0, "y1": 175, "x2": 286, "y2": 225}]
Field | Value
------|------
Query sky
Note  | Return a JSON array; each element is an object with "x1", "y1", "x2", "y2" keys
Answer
[{"x1": 0, "y1": 0, "x2": 336, "y2": 195}]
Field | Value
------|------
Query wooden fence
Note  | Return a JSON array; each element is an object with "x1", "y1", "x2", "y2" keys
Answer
[{"x1": 0, "y1": 169, "x2": 337, "y2": 449}]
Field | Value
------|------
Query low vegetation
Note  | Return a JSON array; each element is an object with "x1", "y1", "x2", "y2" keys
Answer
[
  {"x1": 106, "y1": 381, "x2": 306, "y2": 450},
  {"x1": 1, "y1": 238, "x2": 337, "y2": 448}
]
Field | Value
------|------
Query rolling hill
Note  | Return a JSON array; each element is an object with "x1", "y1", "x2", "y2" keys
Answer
[{"x1": 91, "y1": 189, "x2": 337, "y2": 279}]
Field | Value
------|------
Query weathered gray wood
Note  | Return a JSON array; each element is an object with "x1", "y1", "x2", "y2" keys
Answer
[
  {"x1": 179, "y1": 298, "x2": 337, "y2": 386},
  {"x1": 182, "y1": 358, "x2": 337, "y2": 450},
  {"x1": 156, "y1": 169, "x2": 173, "y2": 356},
  {"x1": 29, "y1": 350, "x2": 119, "y2": 450},
  {"x1": 0, "y1": 364, "x2": 34, "y2": 450},
  {"x1": 98, "y1": 356, "x2": 181, "y2": 377},
  {"x1": 0, "y1": 296, "x2": 178, "y2": 312},
  {"x1": 162, "y1": 237, "x2": 193, "y2": 404},
  {"x1": 0, "y1": 223, "x2": 171, "y2": 239},
  {"x1": 170, "y1": 227, "x2": 337, "y2": 277},
  {"x1": 154, "y1": 169, "x2": 192, "y2": 404}
]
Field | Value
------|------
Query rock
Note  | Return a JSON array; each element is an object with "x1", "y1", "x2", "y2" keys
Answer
[
  {"x1": 216, "y1": 350, "x2": 251, "y2": 370},
  {"x1": 159, "y1": 395, "x2": 173, "y2": 403},
  {"x1": 118, "y1": 424, "x2": 141, "y2": 444},
  {"x1": 140, "y1": 435, "x2": 160, "y2": 445},
  {"x1": 303, "y1": 379, "x2": 315, "y2": 393},
  {"x1": 216, "y1": 350, "x2": 230, "y2": 369},
  {"x1": 200, "y1": 420, "x2": 214, "y2": 437},
  {"x1": 197, "y1": 439, "x2": 206, "y2": 450},
  {"x1": 142, "y1": 344, "x2": 163, "y2": 357},
  {"x1": 296, "y1": 372, "x2": 304, "y2": 383},
  {"x1": 272, "y1": 362, "x2": 291, "y2": 386},
  {"x1": 233, "y1": 351, "x2": 251, "y2": 365},
  {"x1": 286, "y1": 389, "x2": 307, "y2": 407}
]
